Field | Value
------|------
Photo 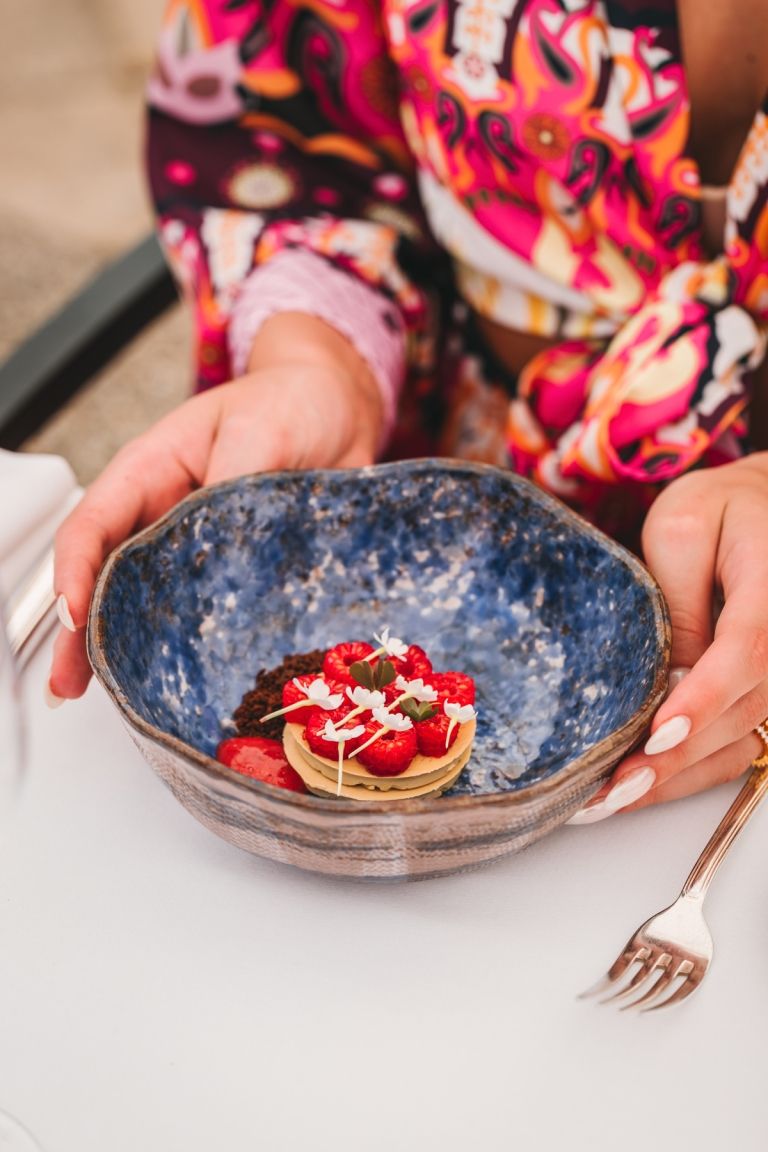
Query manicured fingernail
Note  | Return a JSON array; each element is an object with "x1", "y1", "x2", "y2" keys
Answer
[
  {"x1": 566, "y1": 803, "x2": 614, "y2": 825},
  {"x1": 44, "y1": 679, "x2": 65, "y2": 709},
  {"x1": 566, "y1": 766, "x2": 656, "y2": 825},
  {"x1": 603, "y1": 765, "x2": 656, "y2": 811},
  {"x1": 644, "y1": 715, "x2": 691, "y2": 755},
  {"x1": 57, "y1": 595, "x2": 76, "y2": 632}
]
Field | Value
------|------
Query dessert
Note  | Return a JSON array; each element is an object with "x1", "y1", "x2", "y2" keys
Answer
[{"x1": 220, "y1": 627, "x2": 477, "y2": 802}]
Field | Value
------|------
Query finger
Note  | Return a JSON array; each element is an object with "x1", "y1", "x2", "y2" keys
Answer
[
  {"x1": 568, "y1": 727, "x2": 762, "y2": 822},
  {"x1": 54, "y1": 438, "x2": 197, "y2": 628},
  {"x1": 618, "y1": 675, "x2": 768, "y2": 790},
  {"x1": 623, "y1": 729, "x2": 761, "y2": 808},
  {"x1": 641, "y1": 480, "x2": 720, "y2": 670},
  {"x1": 645, "y1": 498, "x2": 768, "y2": 752},
  {"x1": 48, "y1": 625, "x2": 92, "y2": 701}
]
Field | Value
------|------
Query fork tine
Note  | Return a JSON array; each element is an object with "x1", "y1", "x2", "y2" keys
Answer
[
  {"x1": 578, "y1": 945, "x2": 651, "y2": 1000},
  {"x1": 641, "y1": 965, "x2": 700, "y2": 1013},
  {"x1": 619, "y1": 957, "x2": 677, "y2": 1011},
  {"x1": 622, "y1": 957, "x2": 698, "y2": 1012},
  {"x1": 598, "y1": 952, "x2": 658, "y2": 1004},
  {"x1": 577, "y1": 974, "x2": 615, "y2": 999}
]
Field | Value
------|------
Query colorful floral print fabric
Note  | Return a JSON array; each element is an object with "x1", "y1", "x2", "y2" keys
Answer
[{"x1": 146, "y1": 0, "x2": 768, "y2": 536}]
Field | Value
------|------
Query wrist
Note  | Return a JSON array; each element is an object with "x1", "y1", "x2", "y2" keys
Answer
[{"x1": 247, "y1": 312, "x2": 384, "y2": 429}]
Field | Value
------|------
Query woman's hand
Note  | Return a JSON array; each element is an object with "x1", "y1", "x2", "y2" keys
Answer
[
  {"x1": 568, "y1": 452, "x2": 768, "y2": 823},
  {"x1": 49, "y1": 314, "x2": 383, "y2": 701}
]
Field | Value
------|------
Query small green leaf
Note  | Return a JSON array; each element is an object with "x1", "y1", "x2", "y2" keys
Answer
[
  {"x1": 350, "y1": 661, "x2": 375, "y2": 689},
  {"x1": 374, "y1": 659, "x2": 397, "y2": 690},
  {"x1": 400, "y1": 699, "x2": 419, "y2": 721},
  {"x1": 400, "y1": 699, "x2": 438, "y2": 722}
]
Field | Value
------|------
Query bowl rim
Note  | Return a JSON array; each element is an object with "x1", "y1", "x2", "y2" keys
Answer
[{"x1": 87, "y1": 458, "x2": 671, "y2": 816}]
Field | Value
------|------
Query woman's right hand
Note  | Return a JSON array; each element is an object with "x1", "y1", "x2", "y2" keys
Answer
[{"x1": 49, "y1": 314, "x2": 384, "y2": 701}]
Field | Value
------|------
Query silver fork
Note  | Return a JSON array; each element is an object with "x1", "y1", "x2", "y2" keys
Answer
[{"x1": 582, "y1": 761, "x2": 768, "y2": 1012}]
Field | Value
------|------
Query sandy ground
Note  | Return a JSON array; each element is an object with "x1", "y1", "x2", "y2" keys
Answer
[{"x1": 1, "y1": 0, "x2": 189, "y2": 482}]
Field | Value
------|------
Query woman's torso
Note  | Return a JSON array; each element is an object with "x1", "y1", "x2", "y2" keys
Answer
[{"x1": 477, "y1": 0, "x2": 768, "y2": 369}]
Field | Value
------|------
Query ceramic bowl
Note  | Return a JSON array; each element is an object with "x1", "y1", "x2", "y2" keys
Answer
[{"x1": 88, "y1": 460, "x2": 670, "y2": 881}]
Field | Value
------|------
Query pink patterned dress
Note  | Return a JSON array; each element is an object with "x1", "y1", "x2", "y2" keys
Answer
[{"x1": 146, "y1": 0, "x2": 768, "y2": 544}]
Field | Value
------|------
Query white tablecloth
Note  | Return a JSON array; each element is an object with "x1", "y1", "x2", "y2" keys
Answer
[
  {"x1": 0, "y1": 450, "x2": 79, "y2": 597},
  {"x1": 1, "y1": 637, "x2": 766, "y2": 1152}
]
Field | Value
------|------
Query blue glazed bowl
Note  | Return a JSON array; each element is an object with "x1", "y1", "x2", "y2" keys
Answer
[{"x1": 88, "y1": 460, "x2": 670, "y2": 880}]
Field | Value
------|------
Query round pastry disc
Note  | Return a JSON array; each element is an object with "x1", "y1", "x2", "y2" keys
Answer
[
  {"x1": 283, "y1": 725, "x2": 472, "y2": 802},
  {"x1": 284, "y1": 719, "x2": 475, "y2": 791}
]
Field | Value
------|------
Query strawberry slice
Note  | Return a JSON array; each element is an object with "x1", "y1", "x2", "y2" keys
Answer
[
  {"x1": 357, "y1": 724, "x2": 418, "y2": 776},
  {"x1": 216, "y1": 737, "x2": 307, "y2": 793},
  {"x1": 415, "y1": 712, "x2": 459, "y2": 757},
  {"x1": 430, "y1": 671, "x2": 475, "y2": 706},
  {"x1": 322, "y1": 641, "x2": 375, "y2": 685}
]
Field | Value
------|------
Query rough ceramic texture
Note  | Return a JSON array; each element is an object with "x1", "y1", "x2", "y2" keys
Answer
[{"x1": 88, "y1": 460, "x2": 670, "y2": 880}]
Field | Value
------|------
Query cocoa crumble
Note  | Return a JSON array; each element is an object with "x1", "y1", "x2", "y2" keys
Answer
[{"x1": 233, "y1": 649, "x2": 326, "y2": 741}]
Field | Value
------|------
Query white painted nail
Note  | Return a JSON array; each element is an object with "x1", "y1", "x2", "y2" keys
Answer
[
  {"x1": 644, "y1": 715, "x2": 691, "y2": 755},
  {"x1": 44, "y1": 680, "x2": 65, "y2": 709},
  {"x1": 603, "y1": 766, "x2": 656, "y2": 812},
  {"x1": 567, "y1": 766, "x2": 656, "y2": 825},
  {"x1": 566, "y1": 802, "x2": 614, "y2": 825},
  {"x1": 56, "y1": 595, "x2": 76, "y2": 632}
]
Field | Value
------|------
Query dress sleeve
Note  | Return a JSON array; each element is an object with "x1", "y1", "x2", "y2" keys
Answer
[{"x1": 145, "y1": 0, "x2": 441, "y2": 442}]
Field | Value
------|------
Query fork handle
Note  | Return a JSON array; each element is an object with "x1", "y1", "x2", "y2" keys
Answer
[{"x1": 681, "y1": 764, "x2": 768, "y2": 899}]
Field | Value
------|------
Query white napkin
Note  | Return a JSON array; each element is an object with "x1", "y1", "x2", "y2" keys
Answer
[{"x1": 0, "y1": 449, "x2": 82, "y2": 598}]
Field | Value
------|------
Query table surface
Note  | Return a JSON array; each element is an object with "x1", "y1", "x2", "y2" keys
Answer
[{"x1": 2, "y1": 638, "x2": 766, "y2": 1152}]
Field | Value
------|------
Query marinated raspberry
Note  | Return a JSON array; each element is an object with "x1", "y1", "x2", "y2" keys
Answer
[
  {"x1": 392, "y1": 644, "x2": 432, "y2": 681},
  {"x1": 216, "y1": 737, "x2": 307, "y2": 793},
  {"x1": 305, "y1": 710, "x2": 367, "y2": 760},
  {"x1": 430, "y1": 671, "x2": 475, "y2": 706},
  {"x1": 323, "y1": 641, "x2": 375, "y2": 685},
  {"x1": 358, "y1": 724, "x2": 418, "y2": 776},
  {"x1": 416, "y1": 712, "x2": 459, "y2": 757}
]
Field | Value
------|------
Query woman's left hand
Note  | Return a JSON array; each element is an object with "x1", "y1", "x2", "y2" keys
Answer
[{"x1": 568, "y1": 451, "x2": 768, "y2": 823}]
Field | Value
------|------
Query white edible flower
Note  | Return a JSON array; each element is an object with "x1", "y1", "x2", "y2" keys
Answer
[
  {"x1": 395, "y1": 675, "x2": 437, "y2": 703},
  {"x1": 443, "y1": 701, "x2": 477, "y2": 725},
  {"x1": 293, "y1": 678, "x2": 343, "y2": 711},
  {"x1": 372, "y1": 625, "x2": 408, "y2": 660},
  {"x1": 346, "y1": 686, "x2": 386, "y2": 710},
  {"x1": 321, "y1": 720, "x2": 366, "y2": 798},
  {"x1": 372, "y1": 706, "x2": 413, "y2": 732},
  {"x1": 322, "y1": 719, "x2": 365, "y2": 744},
  {"x1": 443, "y1": 700, "x2": 478, "y2": 748}
]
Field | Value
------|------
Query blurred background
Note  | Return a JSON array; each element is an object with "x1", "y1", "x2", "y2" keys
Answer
[{"x1": 1, "y1": 0, "x2": 190, "y2": 481}]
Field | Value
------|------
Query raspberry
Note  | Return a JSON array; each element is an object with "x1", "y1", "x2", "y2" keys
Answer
[
  {"x1": 357, "y1": 724, "x2": 418, "y2": 776},
  {"x1": 323, "y1": 641, "x2": 375, "y2": 685},
  {"x1": 430, "y1": 671, "x2": 475, "y2": 706},
  {"x1": 382, "y1": 679, "x2": 404, "y2": 704},
  {"x1": 281, "y1": 675, "x2": 347, "y2": 722},
  {"x1": 305, "y1": 710, "x2": 367, "y2": 760},
  {"x1": 282, "y1": 676, "x2": 314, "y2": 709},
  {"x1": 415, "y1": 712, "x2": 459, "y2": 757},
  {"x1": 392, "y1": 644, "x2": 432, "y2": 681},
  {"x1": 216, "y1": 737, "x2": 307, "y2": 793}
]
